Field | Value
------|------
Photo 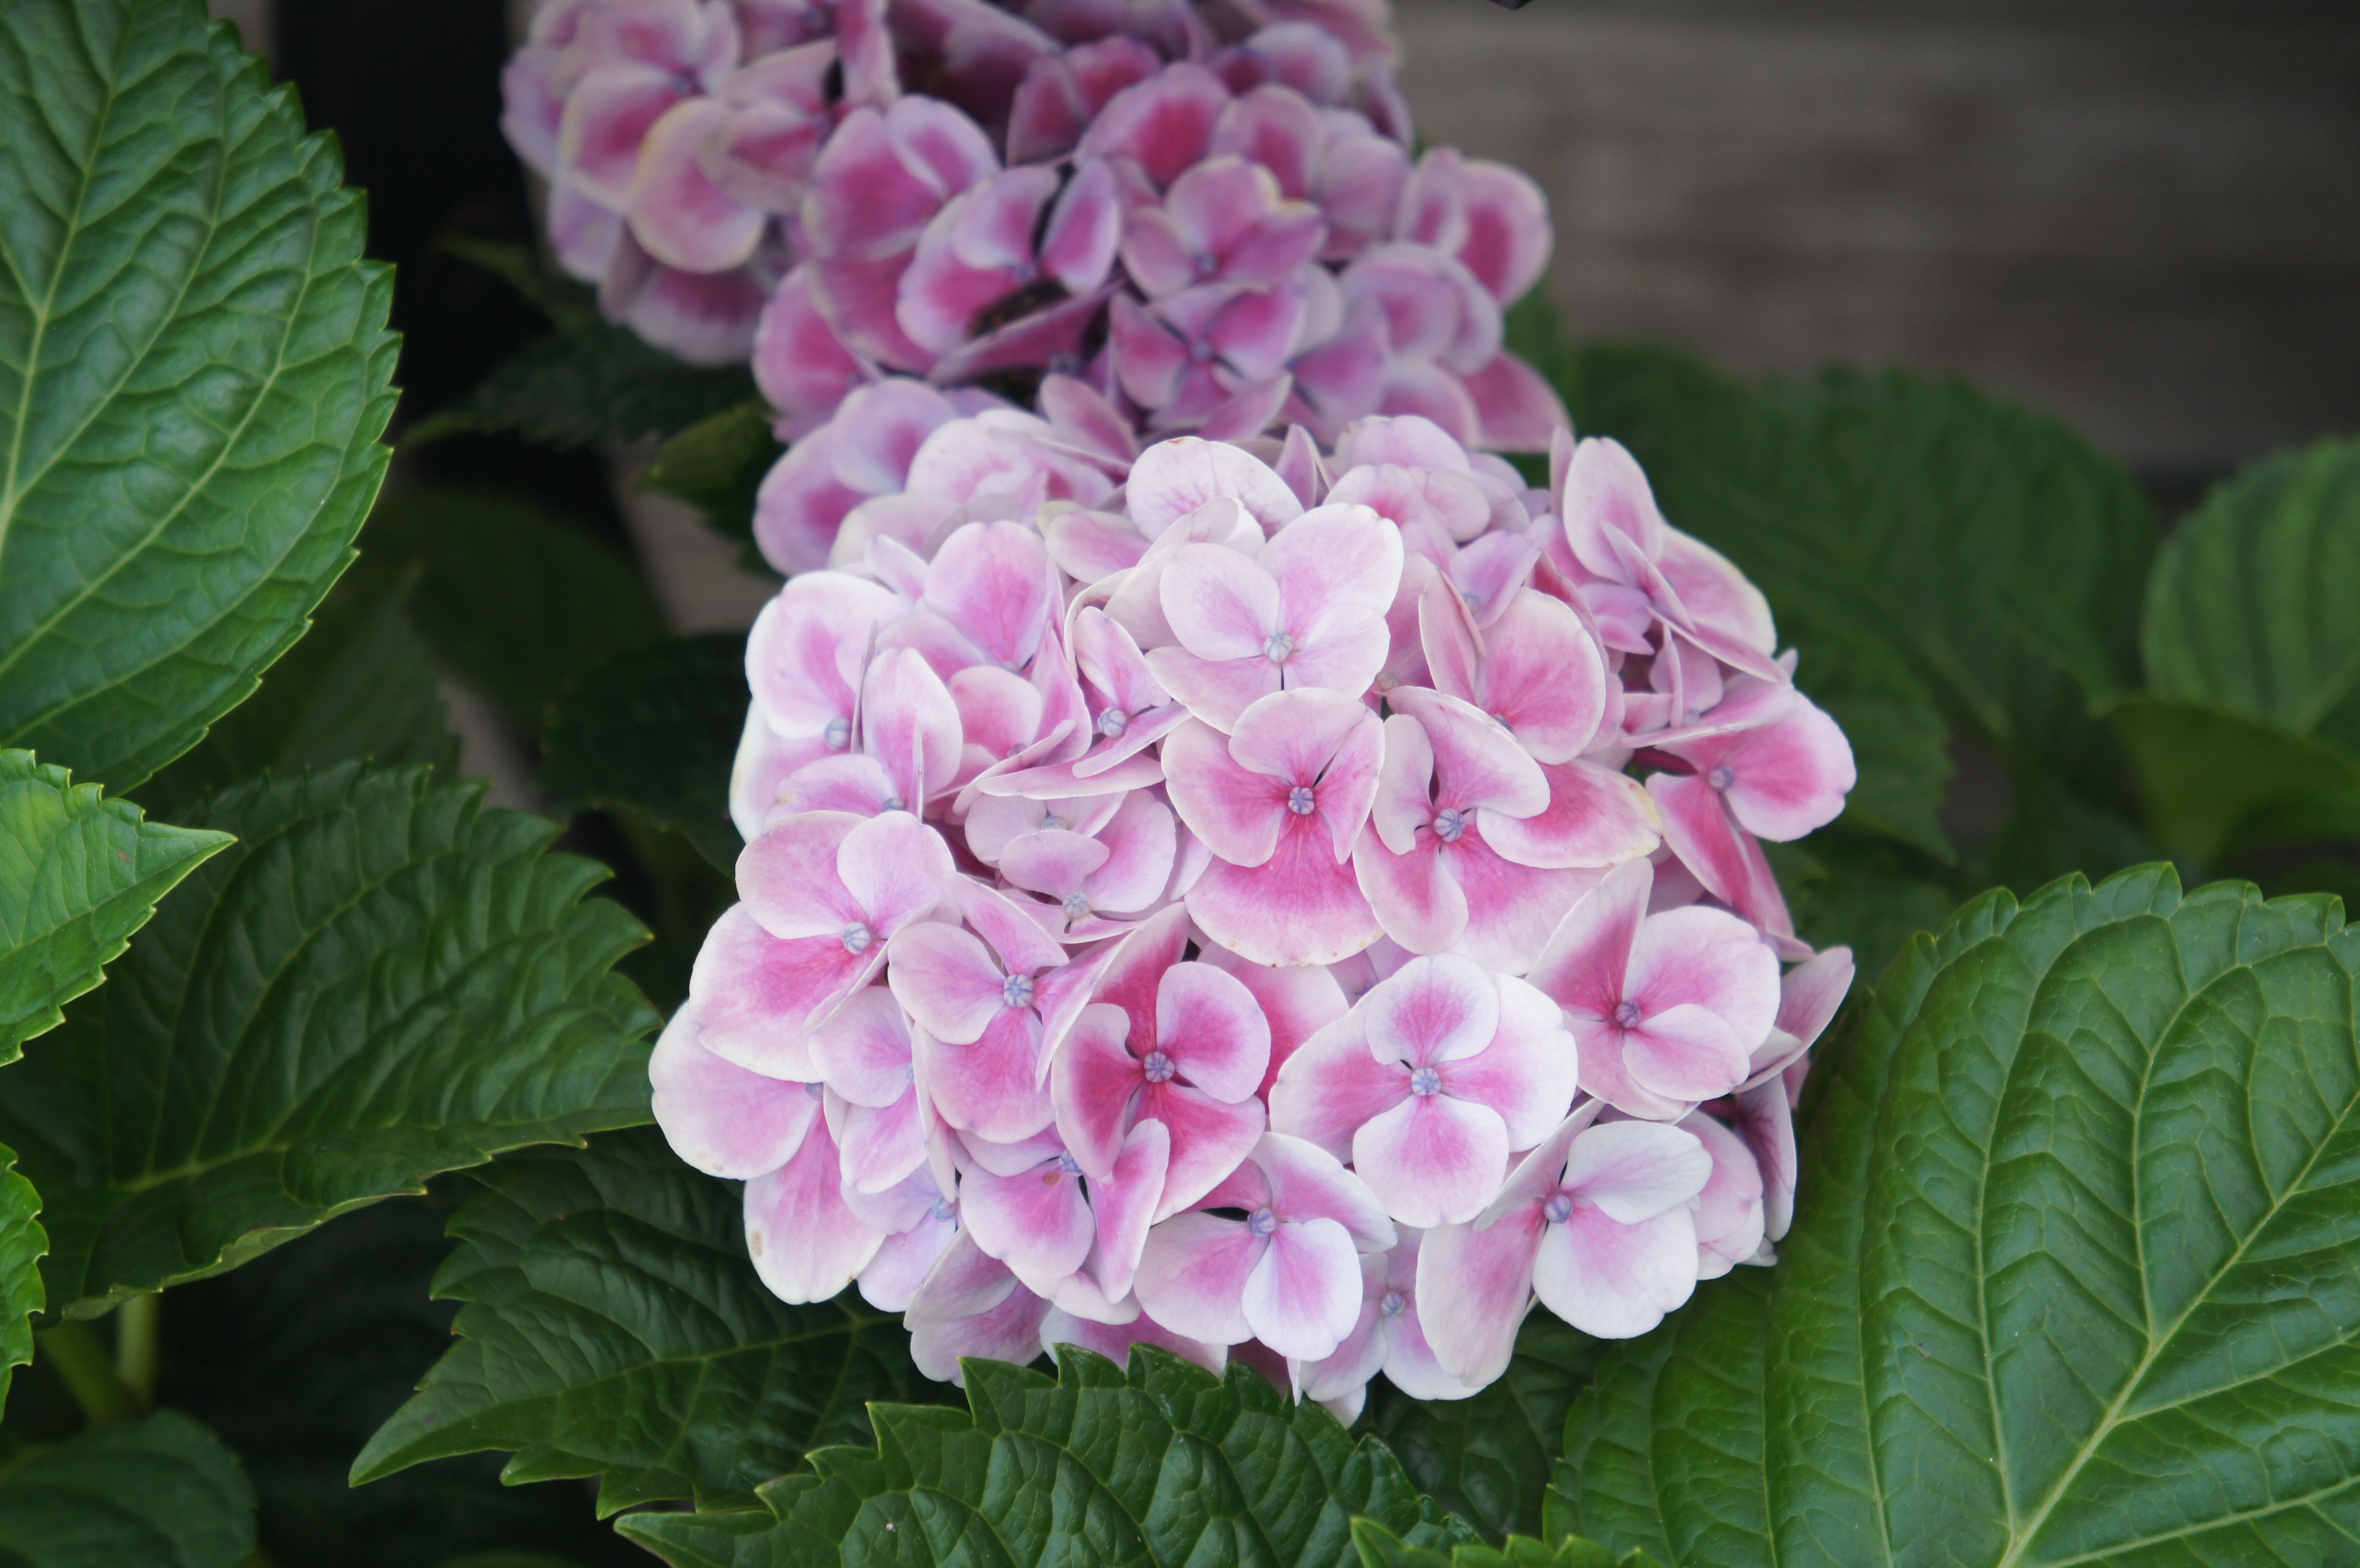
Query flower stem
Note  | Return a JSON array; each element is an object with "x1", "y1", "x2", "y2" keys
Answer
[
  {"x1": 34, "y1": 1320, "x2": 137, "y2": 1427},
  {"x1": 114, "y1": 1292, "x2": 160, "y2": 1407}
]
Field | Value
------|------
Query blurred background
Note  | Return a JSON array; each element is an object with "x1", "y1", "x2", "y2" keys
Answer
[{"x1": 210, "y1": 0, "x2": 2360, "y2": 516}]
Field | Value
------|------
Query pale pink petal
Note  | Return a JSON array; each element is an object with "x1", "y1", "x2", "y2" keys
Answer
[
  {"x1": 1531, "y1": 1204, "x2": 1697, "y2": 1338},
  {"x1": 1461, "y1": 353, "x2": 1567, "y2": 452},
  {"x1": 1295, "y1": 1255, "x2": 1389, "y2": 1404},
  {"x1": 1266, "y1": 1007, "x2": 1405, "y2": 1160},
  {"x1": 744, "y1": 1121, "x2": 886, "y2": 1303},
  {"x1": 962, "y1": 1153, "x2": 1098, "y2": 1279},
  {"x1": 1228, "y1": 688, "x2": 1381, "y2": 813},
  {"x1": 1154, "y1": 962, "x2": 1270, "y2": 1101},
  {"x1": 1140, "y1": 1084, "x2": 1266, "y2": 1219},
  {"x1": 1133, "y1": 1212, "x2": 1262, "y2": 1344},
  {"x1": 1483, "y1": 761, "x2": 1661, "y2": 871},
  {"x1": 1354, "y1": 1093, "x2": 1509, "y2": 1228},
  {"x1": 887, "y1": 922, "x2": 1013, "y2": 1044},
  {"x1": 998, "y1": 829, "x2": 1110, "y2": 902},
  {"x1": 1559, "y1": 436, "x2": 1668, "y2": 576},
  {"x1": 1187, "y1": 822, "x2": 1382, "y2": 967},
  {"x1": 1198, "y1": 946, "x2": 1349, "y2": 1097},
  {"x1": 1480, "y1": 591, "x2": 1605, "y2": 763},
  {"x1": 737, "y1": 813, "x2": 863, "y2": 938},
  {"x1": 1712, "y1": 698, "x2": 1856, "y2": 842},
  {"x1": 628, "y1": 98, "x2": 765, "y2": 271},
  {"x1": 837, "y1": 1087, "x2": 931, "y2": 1193},
  {"x1": 1242, "y1": 1216, "x2": 1363, "y2": 1359},
  {"x1": 1619, "y1": 1003, "x2": 1751, "y2": 1105},
  {"x1": 1368, "y1": 713, "x2": 1437, "y2": 855},
  {"x1": 949, "y1": 876, "x2": 1073, "y2": 977},
  {"x1": 859, "y1": 1208, "x2": 959, "y2": 1311},
  {"x1": 1443, "y1": 832, "x2": 1588, "y2": 975},
  {"x1": 839, "y1": 808, "x2": 956, "y2": 931},
  {"x1": 860, "y1": 650, "x2": 964, "y2": 808},
  {"x1": 1434, "y1": 974, "x2": 1578, "y2": 1149},
  {"x1": 1161, "y1": 545, "x2": 1285, "y2": 659},
  {"x1": 651, "y1": 1009, "x2": 821, "y2": 1179},
  {"x1": 1088, "y1": 1117, "x2": 1172, "y2": 1300},
  {"x1": 1353, "y1": 828, "x2": 1468, "y2": 957},
  {"x1": 921, "y1": 1005, "x2": 1055, "y2": 1140},
  {"x1": 1363, "y1": 952, "x2": 1498, "y2": 1067},
  {"x1": 1257, "y1": 1131, "x2": 1395, "y2": 1248},
  {"x1": 1735, "y1": 1077, "x2": 1800, "y2": 1242},
  {"x1": 1083, "y1": 794, "x2": 1179, "y2": 914},
  {"x1": 1259, "y1": 502, "x2": 1403, "y2": 617},
  {"x1": 1275, "y1": 604, "x2": 1390, "y2": 702},
  {"x1": 809, "y1": 985, "x2": 915, "y2": 1106},
  {"x1": 925, "y1": 520, "x2": 1059, "y2": 672},
  {"x1": 1524, "y1": 856, "x2": 1651, "y2": 1022},
  {"x1": 1413, "y1": 1209, "x2": 1543, "y2": 1386},
  {"x1": 909, "y1": 1249, "x2": 1052, "y2": 1382},
  {"x1": 1560, "y1": 1118, "x2": 1714, "y2": 1222},
  {"x1": 1161, "y1": 717, "x2": 1287, "y2": 866},
  {"x1": 1050, "y1": 1002, "x2": 1144, "y2": 1182},
  {"x1": 1388, "y1": 688, "x2": 1547, "y2": 818},
  {"x1": 1683, "y1": 1111, "x2": 1767, "y2": 1279},
  {"x1": 1126, "y1": 435, "x2": 1307, "y2": 537},
  {"x1": 1627, "y1": 904, "x2": 1782, "y2": 1045}
]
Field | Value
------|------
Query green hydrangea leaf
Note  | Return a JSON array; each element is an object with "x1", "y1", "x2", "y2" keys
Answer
[
  {"x1": 617, "y1": 1347, "x2": 1481, "y2": 1567},
  {"x1": 2143, "y1": 438, "x2": 2360, "y2": 749},
  {"x1": 1351, "y1": 1519, "x2": 1660, "y2": 1568},
  {"x1": 2111, "y1": 697, "x2": 2360, "y2": 865},
  {"x1": 1554, "y1": 864, "x2": 2360, "y2": 1566},
  {"x1": 639, "y1": 400, "x2": 785, "y2": 551},
  {"x1": 537, "y1": 635, "x2": 748, "y2": 872},
  {"x1": 0, "y1": 0, "x2": 397, "y2": 788},
  {"x1": 0, "y1": 763, "x2": 658, "y2": 1314},
  {"x1": 363, "y1": 489, "x2": 665, "y2": 738},
  {"x1": 135, "y1": 559, "x2": 458, "y2": 818},
  {"x1": 0, "y1": 1144, "x2": 44, "y2": 1409},
  {"x1": 0, "y1": 1409, "x2": 256, "y2": 1567},
  {"x1": 353, "y1": 1131, "x2": 941, "y2": 1517},
  {"x1": 0, "y1": 749, "x2": 229, "y2": 1058},
  {"x1": 1363, "y1": 1313, "x2": 1601, "y2": 1544}
]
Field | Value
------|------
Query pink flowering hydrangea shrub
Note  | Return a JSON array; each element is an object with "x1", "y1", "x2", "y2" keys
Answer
[
  {"x1": 505, "y1": 0, "x2": 1563, "y2": 569},
  {"x1": 653, "y1": 411, "x2": 1859, "y2": 1416}
]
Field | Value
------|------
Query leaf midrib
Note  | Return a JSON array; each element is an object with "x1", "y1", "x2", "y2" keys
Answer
[{"x1": 1988, "y1": 926, "x2": 2356, "y2": 1568}]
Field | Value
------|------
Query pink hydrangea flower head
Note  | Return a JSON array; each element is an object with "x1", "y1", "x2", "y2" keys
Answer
[
  {"x1": 1524, "y1": 856, "x2": 1780, "y2": 1119},
  {"x1": 1268, "y1": 952, "x2": 1576, "y2": 1226},
  {"x1": 1415, "y1": 1103, "x2": 1711, "y2": 1385},
  {"x1": 1163, "y1": 688, "x2": 1385, "y2": 965},
  {"x1": 1132, "y1": 1130, "x2": 1395, "y2": 1359}
]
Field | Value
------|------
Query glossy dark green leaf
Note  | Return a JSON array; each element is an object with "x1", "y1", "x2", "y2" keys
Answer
[
  {"x1": 0, "y1": 0, "x2": 397, "y2": 787},
  {"x1": 1556, "y1": 865, "x2": 2360, "y2": 1566},
  {"x1": 0, "y1": 1409, "x2": 255, "y2": 1567},
  {"x1": 618, "y1": 1347, "x2": 1480, "y2": 1567},
  {"x1": 355, "y1": 1131, "x2": 939, "y2": 1517},
  {"x1": 0, "y1": 1146, "x2": 43, "y2": 1411},
  {"x1": 537, "y1": 636, "x2": 747, "y2": 871},
  {"x1": 2143, "y1": 439, "x2": 2360, "y2": 751},
  {"x1": 0, "y1": 750, "x2": 229, "y2": 1058},
  {"x1": 136, "y1": 560, "x2": 457, "y2": 818},
  {"x1": 0, "y1": 763, "x2": 658, "y2": 1314},
  {"x1": 1352, "y1": 1518, "x2": 1658, "y2": 1568},
  {"x1": 1363, "y1": 1314, "x2": 1600, "y2": 1544},
  {"x1": 364, "y1": 489, "x2": 665, "y2": 737}
]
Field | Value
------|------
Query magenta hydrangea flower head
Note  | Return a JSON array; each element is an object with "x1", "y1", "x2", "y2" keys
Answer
[{"x1": 574, "y1": 0, "x2": 1879, "y2": 1415}]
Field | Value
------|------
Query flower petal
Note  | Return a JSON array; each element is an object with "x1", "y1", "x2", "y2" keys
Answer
[
  {"x1": 1353, "y1": 1092, "x2": 1510, "y2": 1228},
  {"x1": 744, "y1": 1120, "x2": 886, "y2": 1303},
  {"x1": 1155, "y1": 962, "x2": 1270, "y2": 1102},
  {"x1": 1413, "y1": 1209, "x2": 1543, "y2": 1386},
  {"x1": 1133, "y1": 1212, "x2": 1261, "y2": 1345},
  {"x1": 651, "y1": 1009, "x2": 823, "y2": 1179},
  {"x1": 1242, "y1": 1215, "x2": 1364, "y2": 1359},
  {"x1": 1530, "y1": 1204, "x2": 1697, "y2": 1339}
]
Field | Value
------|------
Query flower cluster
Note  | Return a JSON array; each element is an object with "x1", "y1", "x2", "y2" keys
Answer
[
  {"x1": 504, "y1": 0, "x2": 1563, "y2": 573},
  {"x1": 653, "y1": 411, "x2": 1858, "y2": 1413}
]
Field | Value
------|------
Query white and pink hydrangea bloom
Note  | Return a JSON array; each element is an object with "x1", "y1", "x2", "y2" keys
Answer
[
  {"x1": 546, "y1": 0, "x2": 1869, "y2": 1416},
  {"x1": 651, "y1": 407, "x2": 1860, "y2": 1412}
]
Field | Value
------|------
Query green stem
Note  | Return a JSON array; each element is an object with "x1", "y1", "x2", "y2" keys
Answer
[
  {"x1": 33, "y1": 1321, "x2": 137, "y2": 1428},
  {"x1": 114, "y1": 1292, "x2": 160, "y2": 1407}
]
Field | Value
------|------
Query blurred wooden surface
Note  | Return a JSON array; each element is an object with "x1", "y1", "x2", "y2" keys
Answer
[{"x1": 1398, "y1": 0, "x2": 2360, "y2": 477}]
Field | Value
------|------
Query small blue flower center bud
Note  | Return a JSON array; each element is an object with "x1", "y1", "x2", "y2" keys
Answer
[
  {"x1": 1409, "y1": 1066, "x2": 1443, "y2": 1096},
  {"x1": 1142, "y1": 1049, "x2": 1176, "y2": 1083},
  {"x1": 824, "y1": 716, "x2": 852, "y2": 750},
  {"x1": 932, "y1": 1197, "x2": 958, "y2": 1222},
  {"x1": 1247, "y1": 1207, "x2": 1278, "y2": 1238},
  {"x1": 1264, "y1": 631, "x2": 1296, "y2": 664},
  {"x1": 1098, "y1": 708, "x2": 1130, "y2": 738},
  {"x1": 1708, "y1": 763, "x2": 1737, "y2": 791},
  {"x1": 881, "y1": 795, "x2": 906, "y2": 812},
  {"x1": 1003, "y1": 972, "x2": 1036, "y2": 1009},
  {"x1": 1379, "y1": 1290, "x2": 1406, "y2": 1319},
  {"x1": 1190, "y1": 338, "x2": 1215, "y2": 363},
  {"x1": 1613, "y1": 998, "x2": 1642, "y2": 1029},
  {"x1": 1062, "y1": 891, "x2": 1091, "y2": 919},
  {"x1": 1039, "y1": 813, "x2": 1068, "y2": 831},
  {"x1": 1544, "y1": 1193, "x2": 1575, "y2": 1225},
  {"x1": 841, "y1": 923, "x2": 873, "y2": 955},
  {"x1": 1490, "y1": 711, "x2": 1515, "y2": 732},
  {"x1": 1432, "y1": 807, "x2": 1467, "y2": 844},
  {"x1": 1287, "y1": 784, "x2": 1316, "y2": 815},
  {"x1": 1057, "y1": 1152, "x2": 1083, "y2": 1176},
  {"x1": 805, "y1": 1079, "x2": 826, "y2": 1099}
]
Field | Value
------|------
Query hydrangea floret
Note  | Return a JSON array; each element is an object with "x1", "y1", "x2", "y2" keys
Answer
[{"x1": 517, "y1": 0, "x2": 1859, "y2": 1416}]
